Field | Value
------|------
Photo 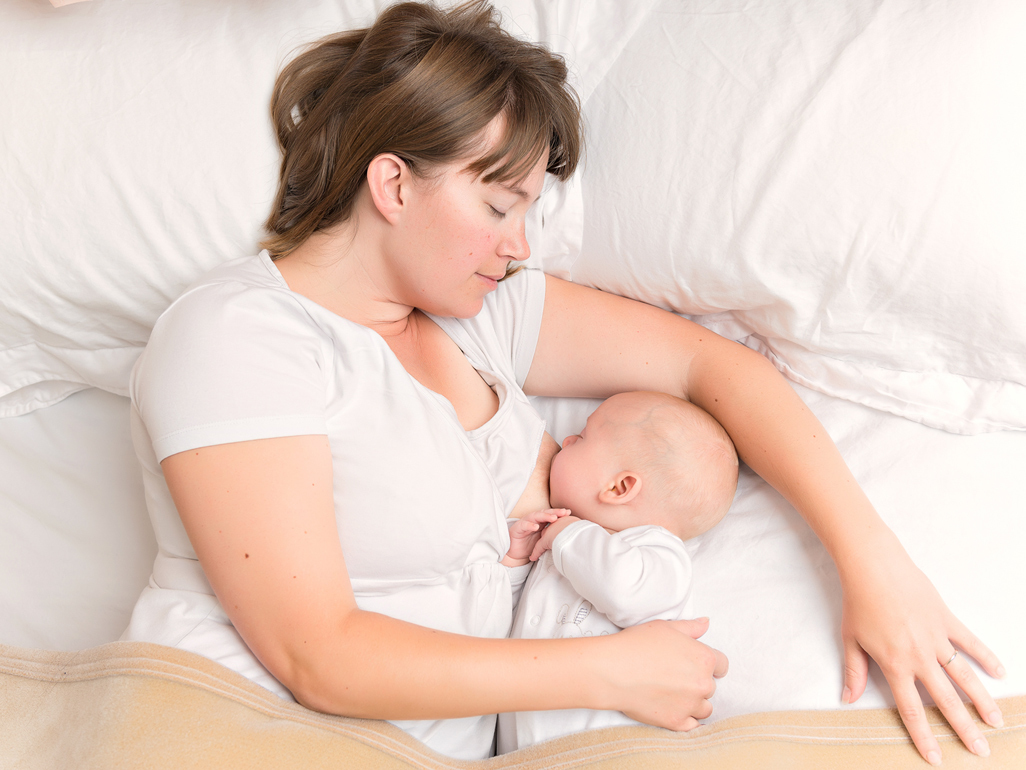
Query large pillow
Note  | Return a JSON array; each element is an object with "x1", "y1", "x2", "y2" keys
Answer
[
  {"x1": 561, "y1": 0, "x2": 1026, "y2": 434},
  {"x1": 0, "y1": 0, "x2": 654, "y2": 417}
]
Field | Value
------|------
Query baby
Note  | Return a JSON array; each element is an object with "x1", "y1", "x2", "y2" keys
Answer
[{"x1": 498, "y1": 391, "x2": 739, "y2": 753}]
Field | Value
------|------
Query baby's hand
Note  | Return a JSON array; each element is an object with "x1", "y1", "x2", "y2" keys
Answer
[
  {"x1": 530, "y1": 514, "x2": 582, "y2": 562},
  {"x1": 503, "y1": 508, "x2": 572, "y2": 566}
]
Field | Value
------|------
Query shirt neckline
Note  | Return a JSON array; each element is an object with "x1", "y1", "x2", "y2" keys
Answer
[{"x1": 257, "y1": 250, "x2": 511, "y2": 439}]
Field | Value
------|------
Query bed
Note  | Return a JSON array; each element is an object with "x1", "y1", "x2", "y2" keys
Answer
[{"x1": 2, "y1": 0, "x2": 1025, "y2": 767}]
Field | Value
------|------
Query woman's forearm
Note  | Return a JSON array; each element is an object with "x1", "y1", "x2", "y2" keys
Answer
[
  {"x1": 284, "y1": 609, "x2": 605, "y2": 719},
  {"x1": 684, "y1": 340, "x2": 899, "y2": 570},
  {"x1": 281, "y1": 607, "x2": 725, "y2": 726}
]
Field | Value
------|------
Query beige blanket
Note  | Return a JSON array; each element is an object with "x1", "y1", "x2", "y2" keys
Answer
[{"x1": 2, "y1": 641, "x2": 1023, "y2": 769}]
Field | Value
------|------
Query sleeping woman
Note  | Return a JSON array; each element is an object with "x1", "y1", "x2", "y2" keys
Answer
[{"x1": 121, "y1": 0, "x2": 1004, "y2": 763}]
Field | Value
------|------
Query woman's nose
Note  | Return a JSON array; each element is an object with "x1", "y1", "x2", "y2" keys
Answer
[{"x1": 500, "y1": 222, "x2": 530, "y2": 261}]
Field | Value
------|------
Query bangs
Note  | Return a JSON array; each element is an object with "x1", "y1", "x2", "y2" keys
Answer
[{"x1": 464, "y1": 75, "x2": 580, "y2": 184}]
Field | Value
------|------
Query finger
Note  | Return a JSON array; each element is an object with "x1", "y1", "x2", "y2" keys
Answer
[
  {"x1": 923, "y1": 663, "x2": 990, "y2": 759},
  {"x1": 670, "y1": 617, "x2": 710, "y2": 640},
  {"x1": 952, "y1": 621, "x2": 1007, "y2": 681},
  {"x1": 943, "y1": 648, "x2": 1003, "y2": 728},
  {"x1": 530, "y1": 538, "x2": 548, "y2": 562},
  {"x1": 842, "y1": 637, "x2": 869, "y2": 704},
  {"x1": 675, "y1": 716, "x2": 701, "y2": 732},
  {"x1": 704, "y1": 677, "x2": 717, "y2": 699},
  {"x1": 693, "y1": 699, "x2": 713, "y2": 721},
  {"x1": 712, "y1": 648, "x2": 729, "y2": 678},
  {"x1": 889, "y1": 677, "x2": 943, "y2": 766}
]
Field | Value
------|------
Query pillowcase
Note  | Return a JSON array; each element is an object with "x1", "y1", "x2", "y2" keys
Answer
[
  {"x1": 559, "y1": 0, "x2": 1026, "y2": 434},
  {"x1": 0, "y1": 0, "x2": 655, "y2": 417}
]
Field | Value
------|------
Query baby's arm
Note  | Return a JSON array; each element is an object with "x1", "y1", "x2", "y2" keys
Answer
[
  {"x1": 546, "y1": 521, "x2": 694, "y2": 626},
  {"x1": 502, "y1": 508, "x2": 571, "y2": 567}
]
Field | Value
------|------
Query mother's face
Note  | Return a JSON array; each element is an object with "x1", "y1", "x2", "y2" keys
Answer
[{"x1": 384, "y1": 136, "x2": 548, "y2": 318}]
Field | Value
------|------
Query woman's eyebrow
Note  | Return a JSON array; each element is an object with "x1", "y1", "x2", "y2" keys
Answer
[{"x1": 499, "y1": 182, "x2": 541, "y2": 204}]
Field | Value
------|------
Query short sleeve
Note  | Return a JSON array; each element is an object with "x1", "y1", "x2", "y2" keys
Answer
[{"x1": 132, "y1": 278, "x2": 331, "y2": 462}]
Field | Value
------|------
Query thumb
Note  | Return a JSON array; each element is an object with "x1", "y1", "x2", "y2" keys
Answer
[
  {"x1": 842, "y1": 637, "x2": 869, "y2": 704},
  {"x1": 670, "y1": 616, "x2": 710, "y2": 640}
]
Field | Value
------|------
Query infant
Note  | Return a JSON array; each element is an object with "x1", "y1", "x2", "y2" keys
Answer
[{"x1": 498, "y1": 391, "x2": 739, "y2": 753}]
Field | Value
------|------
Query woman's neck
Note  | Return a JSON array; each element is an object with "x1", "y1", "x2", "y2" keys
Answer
[{"x1": 274, "y1": 224, "x2": 414, "y2": 339}]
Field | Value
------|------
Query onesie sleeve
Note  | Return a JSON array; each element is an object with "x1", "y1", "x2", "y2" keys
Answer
[
  {"x1": 132, "y1": 278, "x2": 331, "y2": 462},
  {"x1": 550, "y1": 521, "x2": 694, "y2": 626}
]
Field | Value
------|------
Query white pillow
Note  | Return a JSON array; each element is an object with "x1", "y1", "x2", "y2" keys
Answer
[
  {"x1": 0, "y1": 0, "x2": 654, "y2": 417},
  {"x1": 564, "y1": 0, "x2": 1026, "y2": 434}
]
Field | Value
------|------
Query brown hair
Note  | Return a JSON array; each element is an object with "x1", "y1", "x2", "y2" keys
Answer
[{"x1": 262, "y1": 0, "x2": 583, "y2": 260}]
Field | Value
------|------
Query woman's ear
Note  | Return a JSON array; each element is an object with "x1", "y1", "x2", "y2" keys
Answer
[
  {"x1": 598, "y1": 472, "x2": 642, "y2": 506},
  {"x1": 365, "y1": 153, "x2": 407, "y2": 224}
]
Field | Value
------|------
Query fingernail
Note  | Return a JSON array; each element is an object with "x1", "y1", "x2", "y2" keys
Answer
[
  {"x1": 972, "y1": 738, "x2": 990, "y2": 758},
  {"x1": 996, "y1": 664, "x2": 1007, "y2": 679},
  {"x1": 926, "y1": 750, "x2": 941, "y2": 766},
  {"x1": 988, "y1": 710, "x2": 1004, "y2": 728},
  {"x1": 841, "y1": 686, "x2": 851, "y2": 704}
]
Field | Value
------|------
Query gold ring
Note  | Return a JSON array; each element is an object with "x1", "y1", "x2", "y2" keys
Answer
[{"x1": 941, "y1": 651, "x2": 959, "y2": 668}]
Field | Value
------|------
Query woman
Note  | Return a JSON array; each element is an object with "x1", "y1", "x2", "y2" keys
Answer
[{"x1": 122, "y1": 1, "x2": 1003, "y2": 763}]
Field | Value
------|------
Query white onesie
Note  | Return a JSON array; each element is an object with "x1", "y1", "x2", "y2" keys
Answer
[
  {"x1": 121, "y1": 251, "x2": 547, "y2": 761},
  {"x1": 497, "y1": 519, "x2": 694, "y2": 754}
]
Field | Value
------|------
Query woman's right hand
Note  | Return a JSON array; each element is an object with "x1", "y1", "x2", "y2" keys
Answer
[{"x1": 601, "y1": 617, "x2": 728, "y2": 731}]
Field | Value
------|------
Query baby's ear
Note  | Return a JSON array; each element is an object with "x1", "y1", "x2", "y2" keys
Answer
[{"x1": 599, "y1": 472, "x2": 642, "y2": 505}]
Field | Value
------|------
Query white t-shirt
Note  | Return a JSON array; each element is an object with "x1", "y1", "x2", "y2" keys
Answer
[
  {"x1": 497, "y1": 519, "x2": 694, "y2": 753},
  {"x1": 122, "y1": 251, "x2": 548, "y2": 761}
]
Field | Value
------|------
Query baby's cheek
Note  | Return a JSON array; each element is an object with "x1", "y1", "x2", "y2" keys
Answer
[{"x1": 548, "y1": 459, "x2": 573, "y2": 510}]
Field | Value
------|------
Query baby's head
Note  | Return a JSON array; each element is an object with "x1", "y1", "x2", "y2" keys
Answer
[{"x1": 549, "y1": 392, "x2": 738, "y2": 540}]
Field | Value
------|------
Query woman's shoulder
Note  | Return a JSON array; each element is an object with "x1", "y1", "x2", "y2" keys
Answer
[
  {"x1": 132, "y1": 252, "x2": 333, "y2": 456},
  {"x1": 161, "y1": 252, "x2": 297, "y2": 320},
  {"x1": 147, "y1": 251, "x2": 325, "y2": 349}
]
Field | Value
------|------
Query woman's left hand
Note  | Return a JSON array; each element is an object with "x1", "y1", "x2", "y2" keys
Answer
[{"x1": 839, "y1": 534, "x2": 1005, "y2": 766}]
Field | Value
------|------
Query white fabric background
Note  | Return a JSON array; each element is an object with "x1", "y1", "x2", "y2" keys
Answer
[{"x1": 566, "y1": 0, "x2": 1026, "y2": 434}]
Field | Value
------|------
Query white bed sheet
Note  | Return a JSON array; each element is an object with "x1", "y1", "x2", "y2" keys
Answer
[{"x1": 2, "y1": 386, "x2": 1023, "y2": 721}]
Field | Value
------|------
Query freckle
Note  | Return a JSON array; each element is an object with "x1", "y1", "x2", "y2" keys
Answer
[
  {"x1": 293, "y1": 576, "x2": 297, "y2": 579},
  {"x1": 244, "y1": 553, "x2": 249, "y2": 558}
]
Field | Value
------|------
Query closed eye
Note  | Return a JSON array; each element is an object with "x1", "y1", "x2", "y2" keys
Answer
[{"x1": 488, "y1": 205, "x2": 506, "y2": 219}]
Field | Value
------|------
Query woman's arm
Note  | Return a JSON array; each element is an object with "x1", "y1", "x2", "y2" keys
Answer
[
  {"x1": 161, "y1": 434, "x2": 725, "y2": 726},
  {"x1": 524, "y1": 275, "x2": 1004, "y2": 764}
]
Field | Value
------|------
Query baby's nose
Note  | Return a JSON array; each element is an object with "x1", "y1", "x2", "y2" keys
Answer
[{"x1": 562, "y1": 434, "x2": 579, "y2": 449}]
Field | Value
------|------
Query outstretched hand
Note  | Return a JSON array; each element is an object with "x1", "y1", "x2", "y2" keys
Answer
[{"x1": 839, "y1": 537, "x2": 1005, "y2": 765}]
